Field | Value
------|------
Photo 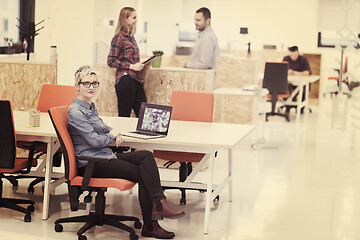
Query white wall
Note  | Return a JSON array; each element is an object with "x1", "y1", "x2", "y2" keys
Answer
[
  {"x1": 32, "y1": 0, "x2": 360, "y2": 88},
  {"x1": 35, "y1": 0, "x2": 95, "y2": 85}
]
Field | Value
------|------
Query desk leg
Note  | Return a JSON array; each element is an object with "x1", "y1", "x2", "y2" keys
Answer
[
  {"x1": 204, "y1": 152, "x2": 215, "y2": 234},
  {"x1": 296, "y1": 85, "x2": 304, "y2": 122},
  {"x1": 42, "y1": 138, "x2": 55, "y2": 220},
  {"x1": 228, "y1": 149, "x2": 233, "y2": 202},
  {"x1": 221, "y1": 96, "x2": 225, "y2": 122},
  {"x1": 305, "y1": 82, "x2": 310, "y2": 112}
]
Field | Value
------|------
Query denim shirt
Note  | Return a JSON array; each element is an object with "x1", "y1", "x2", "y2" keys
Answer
[{"x1": 67, "y1": 99, "x2": 116, "y2": 168}]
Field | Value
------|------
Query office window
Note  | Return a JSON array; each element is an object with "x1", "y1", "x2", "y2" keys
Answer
[
  {"x1": 0, "y1": 0, "x2": 16, "y2": 46},
  {"x1": 0, "y1": 0, "x2": 35, "y2": 50}
]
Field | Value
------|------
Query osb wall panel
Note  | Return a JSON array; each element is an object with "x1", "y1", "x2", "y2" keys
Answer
[
  {"x1": 303, "y1": 53, "x2": 321, "y2": 99},
  {"x1": 161, "y1": 55, "x2": 258, "y2": 89},
  {"x1": 216, "y1": 55, "x2": 258, "y2": 88},
  {"x1": 213, "y1": 95, "x2": 254, "y2": 124},
  {"x1": 143, "y1": 69, "x2": 167, "y2": 105},
  {"x1": 92, "y1": 66, "x2": 118, "y2": 116},
  {"x1": 0, "y1": 63, "x2": 56, "y2": 110},
  {"x1": 143, "y1": 68, "x2": 214, "y2": 105},
  {"x1": 93, "y1": 65, "x2": 214, "y2": 116}
]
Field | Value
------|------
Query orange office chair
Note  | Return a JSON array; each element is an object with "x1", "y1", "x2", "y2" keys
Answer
[
  {"x1": 326, "y1": 56, "x2": 353, "y2": 98},
  {"x1": 325, "y1": 57, "x2": 360, "y2": 96},
  {"x1": 48, "y1": 105, "x2": 141, "y2": 240},
  {"x1": 262, "y1": 62, "x2": 290, "y2": 121},
  {"x1": 7, "y1": 84, "x2": 77, "y2": 193},
  {"x1": 328, "y1": 56, "x2": 348, "y2": 84},
  {"x1": 153, "y1": 91, "x2": 214, "y2": 205},
  {"x1": 0, "y1": 100, "x2": 38, "y2": 222}
]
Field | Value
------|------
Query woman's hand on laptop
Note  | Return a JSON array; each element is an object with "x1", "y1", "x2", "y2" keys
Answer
[
  {"x1": 115, "y1": 135, "x2": 125, "y2": 147},
  {"x1": 110, "y1": 129, "x2": 121, "y2": 138}
]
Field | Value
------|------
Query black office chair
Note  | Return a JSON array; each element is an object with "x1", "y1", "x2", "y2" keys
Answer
[
  {"x1": 0, "y1": 100, "x2": 38, "y2": 222},
  {"x1": 262, "y1": 62, "x2": 290, "y2": 121}
]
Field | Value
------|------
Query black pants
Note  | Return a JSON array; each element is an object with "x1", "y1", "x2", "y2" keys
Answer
[
  {"x1": 115, "y1": 75, "x2": 147, "y2": 117},
  {"x1": 79, "y1": 150, "x2": 165, "y2": 222}
]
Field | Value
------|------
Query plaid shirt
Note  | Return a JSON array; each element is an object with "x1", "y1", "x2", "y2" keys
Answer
[{"x1": 107, "y1": 31, "x2": 142, "y2": 84}]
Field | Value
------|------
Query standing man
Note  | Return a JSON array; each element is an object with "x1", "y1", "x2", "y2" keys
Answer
[
  {"x1": 282, "y1": 46, "x2": 311, "y2": 113},
  {"x1": 185, "y1": 7, "x2": 219, "y2": 89}
]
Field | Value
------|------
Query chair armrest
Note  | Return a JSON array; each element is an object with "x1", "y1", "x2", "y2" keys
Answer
[
  {"x1": 21, "y1": 141, "x2": 45, "y2": 174},
  {"x1": 77, "y1": 156, "x2": 115, "y2": 162},
  {"x1": 76, "y1": 156, "x2": 116, "y2": 190},
  {"x1": 21, "y1": 140, "x2": 44, "y2": 150},
  {"x1": 333, "y1": 68, "x2": 340, "y2": 74}
]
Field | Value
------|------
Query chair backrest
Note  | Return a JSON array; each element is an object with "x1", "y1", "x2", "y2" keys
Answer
[
  {"x1": 37, "y1": 84, "x2": 77, "y2": 113},
  {"x1": 48, "y1": 105, "x2": 77, "y2": 181},
  {"x1": 169, "y1": 91, "x2": 214, "y2": 122},
  {"x1": 0, "y1": 100, "x2": 16, "y2": 169},
  {"x1": 343, "y1": 56, "x2": 348, "y2": 74},
  {"x1": 262, "y1": 62, "x2": 288, "y2": 95}
]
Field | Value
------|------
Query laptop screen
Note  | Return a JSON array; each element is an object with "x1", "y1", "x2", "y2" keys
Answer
[{"x1": 136, "y1": 103, "x2": 173, "y2": 135}]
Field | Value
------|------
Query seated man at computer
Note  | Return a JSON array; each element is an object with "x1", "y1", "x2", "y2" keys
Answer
[{"x1": 282, "y1": 46, "x2": 311, "y2": 113}]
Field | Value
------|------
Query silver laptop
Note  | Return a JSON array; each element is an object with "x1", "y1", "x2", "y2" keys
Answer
[{"x1": 122, "y1": 102, "x2": 173, "y2": 139}]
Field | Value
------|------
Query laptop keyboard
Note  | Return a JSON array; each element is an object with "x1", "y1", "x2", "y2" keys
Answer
[{"x1": 130, "y1": 131, "x2": 159, "y2": 136}]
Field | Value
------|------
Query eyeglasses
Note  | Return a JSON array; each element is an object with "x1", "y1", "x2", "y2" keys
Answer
[{"x1": 78, "y1": 81, "x2": 100, "y2": 88}]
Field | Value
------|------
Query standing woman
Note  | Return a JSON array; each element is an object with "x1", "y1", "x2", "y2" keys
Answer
[{"x1": 107, "y1": 7, "x2": 147, "y2": 117}]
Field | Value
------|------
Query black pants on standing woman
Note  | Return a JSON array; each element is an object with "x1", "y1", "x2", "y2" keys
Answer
[{"x1": 116, "y1": 75, "x2": 147, "y2": 117}]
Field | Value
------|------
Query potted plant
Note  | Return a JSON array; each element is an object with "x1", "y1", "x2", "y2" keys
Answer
[
  {"x1": 12, "y1": 41, "x2": 22, "y2": 53},
  {"x1": 151, "y1": 50, "x2": 164, "y2": 68},
  {"x1": 3, "y1": 37, "x2": 15, "y2": 54}
]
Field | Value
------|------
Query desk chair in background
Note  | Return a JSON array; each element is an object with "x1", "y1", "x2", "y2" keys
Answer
[
  {"x1": 326, "y1": 56, "x2": 351, "y2": 98},
  {"x1": 7, "y1": 84, "x2": 77, "y2": 193},
  {"x1": 154, "y1": 91, "x2": 216, "y2": 205},
  {"x1": 262, "y1": 62, "x2": 290, "y2": 122},
  {"x1": 49, "y1": 105, "x2": 141, "y2": 240},
  {"x1": 326, "y1": 56, "x2": 360, "y2": 96},
  {"x1": 0, "y1": 100, "x2": 37, "y2": 222}
]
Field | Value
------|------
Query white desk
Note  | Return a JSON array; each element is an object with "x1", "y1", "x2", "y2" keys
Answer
[
  {"x1": 259, "y1": 74, "x2": 320, "y2": 121},
  {"x1": 286, "y1": 75, "x2": 320, "y2": 121},
  {"x1": 102, "y1": 116, "x2": 255, "y2": 234},
  {"x1": 14, "y1": 111, "x2": 255, "y2": 234},
  {"x1": 213, "y1": 87, "x2": 268, "y2": 148},
  {"x1": 13, "y1": 111, "x2": 60, "y2": 220}
]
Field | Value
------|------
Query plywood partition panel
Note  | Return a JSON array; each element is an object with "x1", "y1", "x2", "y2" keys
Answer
[{"x1": 0, "y1": 63, "x2": 56, "y2": 111}]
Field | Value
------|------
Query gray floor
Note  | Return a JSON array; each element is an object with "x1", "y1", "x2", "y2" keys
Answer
[{"x1": 1, "y1": 102, "x2": 359, "y2": 240}]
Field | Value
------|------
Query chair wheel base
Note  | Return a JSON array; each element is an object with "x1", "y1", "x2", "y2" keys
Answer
[
  {"x1": 55, "y1": 223, "x2": 63, "y2": 232},
  {"x1": 78, "y1": 235, "x2": 87, "y2": 240},
  {"x1": 27, "y1": 204, "x2": 35, "y2": 212},
  {"x1": 24, "y1": 214, "x2": 31, "y2": 222},
  {"x1": 27, "y1": 186, "x2": 35, "y2": 193},
  {"x1": 180, "y1": 199, "x2": 186, "y2": 205},
  {"x1": 134, "y1": 221, "x2": 142, "y2": 229},
  {"x1": 130, "y1": 233, "x2": 139, "y2": 240}
]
